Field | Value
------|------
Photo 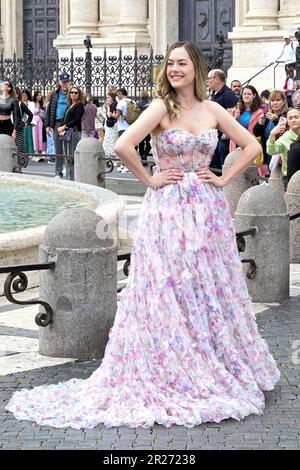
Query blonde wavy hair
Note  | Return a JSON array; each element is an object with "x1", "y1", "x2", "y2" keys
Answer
[
  {"x1": 155, "y1": 41, "x2": 207, "y2": 120},
  {"x1": 269, "y1": 90, "x2": 289, "y2": 115}
]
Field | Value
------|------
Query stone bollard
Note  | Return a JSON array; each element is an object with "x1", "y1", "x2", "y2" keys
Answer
[
  {"x1": 74, "y1": 137, "x2": 106, "y2": 188},
  {"x1": 39, "y1": 207, "x2": 118, "y2": 360},
  {"x1": 0, "y1": 134, "x2": 17, "y2": 172},
  {"x1": 268, "y1": 164, "x2": 285, "y2": 195},
  {"x1": 286, "y1": 170, "x2": 300, "y2": 263},
  {"x1": 222, "y1": 149, "x2": 257, "y2": 216},
  {"x1": 234, "y1": 183, "x2": 289, "y2": 303}
]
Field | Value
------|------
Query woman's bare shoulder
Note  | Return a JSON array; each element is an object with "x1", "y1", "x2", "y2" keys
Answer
[{"x1": 149, "y1": 97, "x2": 167, "y2": 112}]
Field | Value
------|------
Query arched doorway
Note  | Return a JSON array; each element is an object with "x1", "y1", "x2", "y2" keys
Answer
[
  {"x1": 23, "y1": 0, "x2": 60, "y2": 58},
  {"x1": 179, "y1": 0, "x2": 235, "y2": 72}
]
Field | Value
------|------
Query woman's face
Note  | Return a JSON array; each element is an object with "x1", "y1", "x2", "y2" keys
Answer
[
  {"x1": 287, "y1": 109, "x2": 300, "y2": 132},
  {"x1": 21, "y1": 92, "x2": 28, "y2": 102},
  {"x1": 70, "y1": 88, "x2": 79, "y2": 101},
  {"x1": 270, "y1": 97, "x2": 285, "y2": 113},
  {"x1": 242, "y1": 88, "x2": 255, "y2": 106},
  {"x1": 106, "y1": 95, "x2": 113, "y2": 105},
  {"x1": 166, "y1": 46, "x2": 196, "y2": 90},
  {"x1": 1, "y1": 82, "x2": 11, "y2": 94},
  {"x1": 37, "y1": 93, "x2": 42, "y2": 101}
]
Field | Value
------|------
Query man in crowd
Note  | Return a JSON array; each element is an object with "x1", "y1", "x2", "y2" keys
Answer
[
  {"x1": 207, "y1": 69, "x2": 238, "y2": 168},
  {"x1": 112, "y1": 87, "x2": 130, "y2": 173},
  {"x1": 231, "y1": 79, "x2": 242, "y2": 98},
  {"x1": 45, "y1": 73, "x2": 70, "y2": 178},
  {"x1": 275, "y1": 35, "x2": 296, "y2": 75}
]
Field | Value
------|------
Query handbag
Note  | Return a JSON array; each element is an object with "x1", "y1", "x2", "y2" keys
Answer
[
  {"x1": 39, "y1": 109, "x2": 47, "y2": 122},
  {"x1": 106, "y1": 116, "x2": 117, "y2": 128},
  {"x1": 253, "y1": 136, "x2": 264, "y2": 166},
  {"x1": 60, "y1": 128, "x2": 73, "y2": 142}
]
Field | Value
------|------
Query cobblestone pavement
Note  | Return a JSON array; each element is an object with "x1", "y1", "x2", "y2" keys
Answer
[{"x1": 0, "y1": 296, "x2": 299, "y2": 451}]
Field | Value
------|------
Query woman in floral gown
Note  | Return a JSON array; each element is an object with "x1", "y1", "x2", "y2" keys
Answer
[{"x1": 6, "y1": 42, "x2": 280, "y2": 429}]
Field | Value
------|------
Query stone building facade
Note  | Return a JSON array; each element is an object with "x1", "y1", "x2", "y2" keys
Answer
[{"x1": 0, "y1": 0, "x2": 299, "y2": 91}]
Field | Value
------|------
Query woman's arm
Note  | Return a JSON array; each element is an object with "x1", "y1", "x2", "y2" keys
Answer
[
  {"x1": 200, "y1": 101, "x2": 262, "y2": 186},
  {"x1": 115, "y1": 99, "x2": 183, "y2": 189},
  {"x1": 12, "y1": 99, "x2": 23, "y2": 130},
  {"x1": 21, "y1": 102, "x2": 33, "y2": 126}
]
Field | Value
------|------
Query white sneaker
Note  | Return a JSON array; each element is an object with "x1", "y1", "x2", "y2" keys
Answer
[
  {"x1": 54, "y1": 175, "x2": 62, "y2": 179},
  {"x1": 62, "y1": 168, "x2": 66, "y2": 177}
]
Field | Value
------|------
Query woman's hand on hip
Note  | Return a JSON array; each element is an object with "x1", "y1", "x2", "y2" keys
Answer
[
  {"x1": 149, "y1": 169, "x2": 184, "y2": 190},
  {"x1": 196, "y1": 168, "x2": 227, "y2": 187}
]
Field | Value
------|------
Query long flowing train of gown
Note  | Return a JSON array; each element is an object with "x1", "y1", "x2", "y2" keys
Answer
[{"x1": 6, "y1": 128, "x2": 280, "y2": 429}]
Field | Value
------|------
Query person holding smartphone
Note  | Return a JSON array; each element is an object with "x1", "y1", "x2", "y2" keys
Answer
[
  {"x1": 253, "y1": 90, "x2": 288, "y2": 171},
  {"x1": 267, "y1": 106, "x2": 300, "y2": 188}
]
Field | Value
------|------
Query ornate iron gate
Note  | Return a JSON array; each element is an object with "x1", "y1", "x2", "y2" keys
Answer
[
  {"x1": 0, "y1": 40, "x2": 224, "y2": 102},
  {"x1": 179, "y1": 0, "x2": 235, "y2": 72}
]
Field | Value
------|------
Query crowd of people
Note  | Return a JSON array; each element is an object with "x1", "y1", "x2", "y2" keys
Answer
[
  {"x1": 0, "y1": 73, "x2": 151, "y2": 179},
  {"x1": 207, "y1": 35, "x2": 300, "y2": 187},
  {"x1": 0, "y1": 34, "x2": 299, "y2": 184}
]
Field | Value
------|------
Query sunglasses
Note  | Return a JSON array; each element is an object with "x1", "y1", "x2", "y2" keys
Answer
[{"x1": 70, "y1": 91, "x2": 79, "y2": 95}]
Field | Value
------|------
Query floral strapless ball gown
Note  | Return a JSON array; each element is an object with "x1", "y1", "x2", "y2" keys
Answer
[{"x1": 6, "y1": 128, "x2": 280, "y2": 429}]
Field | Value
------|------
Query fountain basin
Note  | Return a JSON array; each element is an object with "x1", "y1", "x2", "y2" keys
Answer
[{"x1": 0, "y1": 172, "x2": 125, "y2": 295}]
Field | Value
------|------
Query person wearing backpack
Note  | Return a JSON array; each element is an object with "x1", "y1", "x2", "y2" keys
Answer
[
  {"x1": 137, "y1": 90, "x2": 151, "y2": 164},
  {"x1": 274, "y1": 35, "x2": 296, "y2": 75},
  {"x1": 112, "y1": 88, "x2": 131, "y2": 172}
]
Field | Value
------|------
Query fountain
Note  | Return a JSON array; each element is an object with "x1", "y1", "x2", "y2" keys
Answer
[{"x1": 0, "y1": 172, "x2": 125, "y2": 295}]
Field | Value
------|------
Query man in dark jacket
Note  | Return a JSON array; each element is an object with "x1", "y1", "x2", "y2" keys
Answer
[
  {"x1": 46, "y1": 73, "x2": 70, "y2": 177},
  {"x1": 207, "y1": 69, "x2": 238, "y2": 169}
]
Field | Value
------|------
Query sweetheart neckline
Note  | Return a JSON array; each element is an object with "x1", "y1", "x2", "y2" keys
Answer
[{"x1": 154, "y1": 128, "x2": 218, "y2": 139}]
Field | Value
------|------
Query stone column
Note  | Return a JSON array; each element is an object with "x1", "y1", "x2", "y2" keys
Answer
[
  {"x1": 234, "y1": 183, "x2": 290, "y2": 303},
  {"x1": 1, "y1": 0, "x2": 23, "y2": 56},
  {"x1": 243, "y1": 0, "x2": 279, "y2": 30},
  {"x1": 98, "y1": 0, "x2": 119, "y2": 38},
  {"x1": 39, "y1": 208, "x2": 118, "y2": 360},
  {"x1": 116, "y1": 0, "x2": 148, "y2": 33},
  {"x1": 59, "y1": 0, "x2": 69, "y2": 35},
  {"x1": 149, "y1": 0, "x2": 178, "y2": 54},
  {"x1": 228, "y1": 0, "x2": 283, "y2": 91},
  {"x1": 0, "y1": 135, "x2": 17, "y2": 172},
  {"x1": 278, "y1": 0, "x2": 300, "y2": 30},
  {"x1": 114, "y1": 0, "x2": 149, "y2": 49},
  {"x1": 67, "y1": 0, "x2": 99, "y2": 35}
]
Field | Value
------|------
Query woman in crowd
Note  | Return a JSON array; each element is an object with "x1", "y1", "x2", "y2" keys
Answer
[
  {"x1": 267, "y1": 106, "x2": 300, "y2": 187},
  {"x1": 81, "y1": 93, "x2": 98, "y2": 139},
  {"x1": 232, "y1": 85, "x2": 263, "y2": 136},
  {"x1": 57, "y1": 85, "x2": 84, "y2": 180},
  {"x1": 44, "y1": 91, "x2": 56, "y2": 159},
  {"x1": 102, "y1": 92, "x2": 119, "y2": 165},
  {"x1": 0, "y1": 80, "x2": 21, "y2": 139},
  {"x1": 32, "y1": 90, "x2": 46, "y2": 156},
  {"x1": 253, "y1": 90, "x2": 288, "y2": 170},
  {"x1": 21, "y1": 89, "x2": 36, "y2": 154},
  {"x1": 15, "y1": 87, "x2": 33, "y2": 154}
]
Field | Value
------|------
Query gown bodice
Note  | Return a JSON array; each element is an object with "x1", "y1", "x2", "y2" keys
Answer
[{"x1": 151, "y1": 128, "x2": 218, "y2": 172}]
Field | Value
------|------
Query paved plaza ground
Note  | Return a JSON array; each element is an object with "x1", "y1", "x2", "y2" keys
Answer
[{"x1": 0, "y1": 279, "x2": 299, "y2": 450}]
